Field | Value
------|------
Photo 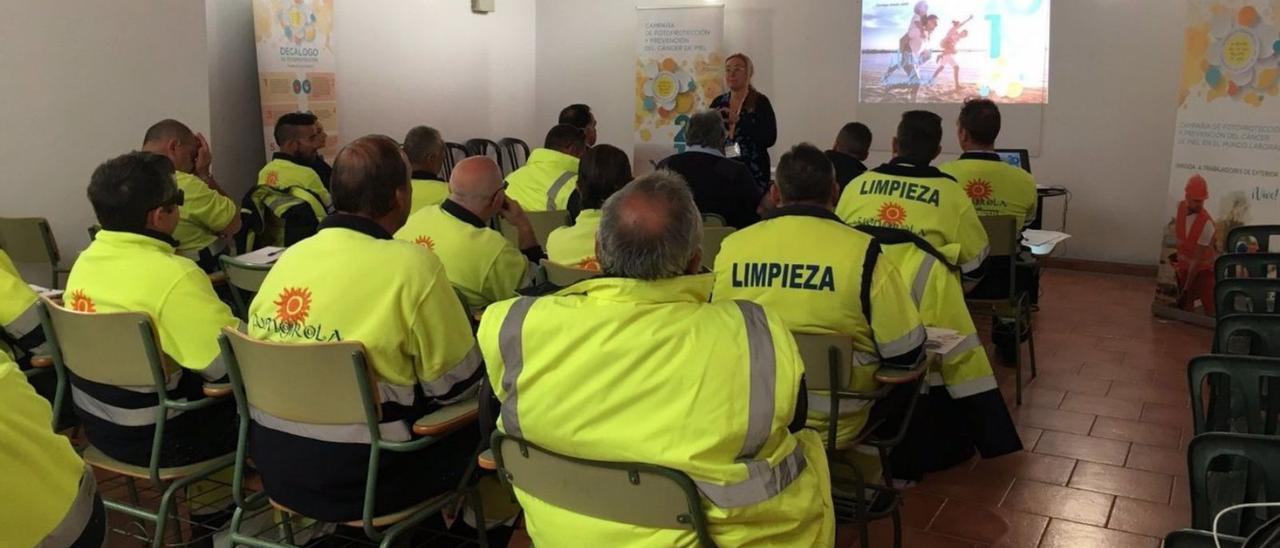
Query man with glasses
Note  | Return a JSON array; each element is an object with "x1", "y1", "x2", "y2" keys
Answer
[
  {"x1": 395, "y1": 157, "x2": 543, "y2": 309},
  {"x1": 141, "y1": 119, "x2": 241, "y2": 272},
  {"x1": 63, "y1": 151, "x2": 240, "y2": 543}
]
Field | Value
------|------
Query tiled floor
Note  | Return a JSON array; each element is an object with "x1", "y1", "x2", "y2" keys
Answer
[{"x1": 835, "y1": 268, "x2": 1212, "y2": 547}]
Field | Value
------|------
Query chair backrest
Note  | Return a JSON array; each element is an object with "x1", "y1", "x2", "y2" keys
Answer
[
  {"x1": 1189, "y1": 354, "x2": 1280, "y2": 435},
  {"x1": 540, "y1": 259, "x2": 596, "y2": 286},
  {"x1": 492, "y1": 432, "x2": 716, "y2": 547},
  {"x1": 1226, "y1": 225, "x2": 1280, "y2": 253},
  {"x1": 1163, "y1": 529, "x2": 1245, "y2": 548},
  {"x1": 442, "y1": 141, "x2": 472, "y2": 180},
  {"x1": 219, "y1": 256, "x2": 274, "y2": 320},
  {"x1": 38, "y1": 296, "x2": 169, "y2": 387},
  {"x1": 220, "y1": 327, "x2": 376, "y2": 424},
  {"x1": 1216, "y1": 278, "x2": 1280, "y2": 317},
  {"x1": 466, "y1": 138, "x2": 503, "y2": 168},
  {"x1": 979, "y1": 215, "x2": 1020, "y2": 259},
  {"x1": 500, "y1": 211, "x2": 571, "y2": 247},
  {"x1": 1216, "y1": 253, "x2": 1280, "y2": 281},
  {"x1": 699, "y1": 227, "x2": 736, "y2": 270},
  {"x1": 1216, "y1": 314, "x2": 1280, "y2": 358},
  {"x1": 791, "y1": 333, "x2": 855, "y2": 392},
  {"x1": 701, "y1": 213, "x2": 727, "y2": 227},
  {"x1": 0, "y1": 217, "x2": 60, "y2": 265},
  {"x1": 498, "y1": 137, "x2": 531, "y2": 175},
  {"x1": 1188, "y1": 432, "x2": 1280, "y2": 535}
]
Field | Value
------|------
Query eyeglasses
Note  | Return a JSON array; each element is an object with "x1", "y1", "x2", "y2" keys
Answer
[
  {"x1": 490, "y1": 181, "x2": 509, "y2": 202},
  {"x1": 152, "y1": 188, "x2": 184, "y2": 210}
]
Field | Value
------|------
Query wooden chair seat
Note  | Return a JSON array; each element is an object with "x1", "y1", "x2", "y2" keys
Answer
[
  {"x1": 412, "y1": 397, "x2": 479, "y2": 436},
  {"x1": 82, "y1": 445, "x2": 233, "y2": 482},
  {"x1": 269, "y1": 493, "x2": 452, "y2": 529}
]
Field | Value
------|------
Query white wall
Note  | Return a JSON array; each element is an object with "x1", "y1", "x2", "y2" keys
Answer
[
  {"x1": 207, "y1": 0, "x2": 266, "y2": 200},
  {"x1": 536, "y1": 0, "x2": 1186, "y2": 265},
  {"x1": 0, "y1": 0, "x2": 211, "y2": 269},
  {"x1": 337, "y1": 0, "x2": 539, "y2": 148}
]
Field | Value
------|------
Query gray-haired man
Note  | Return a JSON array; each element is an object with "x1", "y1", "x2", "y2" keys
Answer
[{"x1": 658, "y1": 110, "x2": 762, "y2": 228}]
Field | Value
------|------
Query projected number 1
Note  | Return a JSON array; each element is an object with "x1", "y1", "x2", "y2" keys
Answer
[
  {"x1": 986, "y1": 14, "x2": 1002, "y2": 59},
  {"x1": 987, "y1": 0, "x2": 1043, "y2": 59}
]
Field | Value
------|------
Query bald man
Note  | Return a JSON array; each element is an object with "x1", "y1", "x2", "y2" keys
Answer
[
  {"x1": 395, "y1": 157, "x2": 544, "y2": 309},
  {"x1": 141, "y1": 119, "x2": 241, "y2": 271}
]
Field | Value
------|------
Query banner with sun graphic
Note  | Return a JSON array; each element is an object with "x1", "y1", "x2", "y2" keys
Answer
[
  {"x1": 1153, "y1": 0, "x2": 1280, "y2": 324},
  {"x1": 253, "y1": 0, "x2": 339, "y2": 161},
  {"x1": 634, "y1": 4, "x2": 725, "y2": 175}
]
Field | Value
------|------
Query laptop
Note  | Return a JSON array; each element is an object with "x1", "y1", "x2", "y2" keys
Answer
[{"x1": 994, "y1": 148, "x2": 1032, "y2": 173}]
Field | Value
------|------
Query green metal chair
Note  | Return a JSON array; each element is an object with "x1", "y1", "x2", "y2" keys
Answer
[
  {"x1": 1189, "y1": 355, "x2": 1280, "y2": 436},
  {"x1": 1216, "y1": 278, "x2": 1280, "y2": 317},
  {"x1": 0, "y1": 217, "x2": 69, "y2": 289},
  {"x1": 967, "y1": 215, "x2": 1037, "y2": 405},
  {"x1": 700, "y1": 226, "x2": 736, "y2": 270},
  {"x1": 218, "y1": 328, "x2": 487, "y2": 548},
  {"x1": 539, "y1": 259, "x2": 596, "y2": 287},
  {"x1": 1226, "y1": 225, "x2": 1280, "y2": 253},
  {"x1": 491, "y1": 431, "x2": 717, "y2": 548},
  {"x1": 218, "y1": 255, "x2": 273, "y2": 321},
  {"x1": 37, "y1": 297, "x2": 235, "y2": 547},
  {"x1": 1188, "y1": 432, "x2": 1280, "y2": 538},
  {"x1": 499, "y1": 211, "x2": 570, "y2": 248},
  {"x1": 1164, "y1": 529, "x2": 1245, "y2": 547},
  {"x1": 1215, "y1": 253, "x2": 1280, "y2": 282},
  {"x1": 793, "y1": 332, "x2": 930, "y2": 548}
]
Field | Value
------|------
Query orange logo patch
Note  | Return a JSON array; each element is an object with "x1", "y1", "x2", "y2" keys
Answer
[
  {"x1": 413, "y1": 235, "x2": 435, "y2": 251},
  {"x1": 273, "y1": 287, "x2": 312, "y2": 325},
  {"x1": 965, "y1": 179, "x2": 994, "y2": 200},
  {"x1": 68, "y1": 290, "x2": 95, "y2": 313},
  {"x1": 575, "y1": 257, "x2": 601, "y2": 272},
  {"x1": 265, "y1": 172, "x2": 279, "y2": 187},
  {"x1": 877, "y1": 202, "x2": 907, "y2": 226}
]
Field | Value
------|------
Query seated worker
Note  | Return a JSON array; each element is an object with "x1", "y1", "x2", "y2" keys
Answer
[
  {"x1": 940, "y1": 99, "x2": 1041, "y2": 355},
  {"x1": 854, "y1": 224, "x2": 1022, "y2": 479},
  {"x1": 505, "y1": 124, "x2": 586, "y2": 212},
  {"x1": 939, "y1": 99, "x2": 1038, "y2": 228},
  {"x1": 141, "y1": 119, "x2": 242, "y2": 272},
  {"x1": 658, "y1": 110, "x2": 762, "y2": 228},
  {"x1": 251, "y1": 112, "x2": 333, "y2": 246},
  {"x1": 403, "y1": 125, "x2": 450, "y2": 213},
  {"x1": 1, "y1": 248, "x2": 44, "y2": 361},
  {"x1": 396, "y1": 157, "x2": 542, "y2": 309},
  {"x1": 836, "y1": 110, "x2": 989, "y2": 280},
  {"x1": 713, "y1": 143, "x2": 925, "y2": 453},
  {"x1": 65, "y1": 152, "x2": 238, "y2": 537},
  {"x1": 559, "y1": 103, "x2": 598, "y2": 147},
  {"x1": 477, "y1": 172, "x2": 834, "y2": 547},
  {"x1": 545, "y1": 144, "x2": 632, "y2": 271},
  {"x1": 826, "y1": 122, "x2": 873, "y2": 191},
  {"x1": 1, "y1": 352, "x2": 106, "y2": 548},
  {"x1": 249, "y1": 135, "x2": 483, "y2": 523}
]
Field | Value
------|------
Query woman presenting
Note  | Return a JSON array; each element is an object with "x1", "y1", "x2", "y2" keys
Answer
[{"x1": 711, "y1": 53, "x2": 777, "y2": 193}]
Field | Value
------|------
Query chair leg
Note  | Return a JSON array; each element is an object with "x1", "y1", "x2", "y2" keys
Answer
[
  {"x1": 1013, "y1": 314, "x2": 1023, "y2": 406},
  {"x1": 1026, "y1": 313, "x2": 1038, "y2": 380},
  {"x1": 890, "y1": 505, "x2": 903, "y2": 548},
  {"x1": 471, "y1": 487, "x2": 489, "y2": 548}
]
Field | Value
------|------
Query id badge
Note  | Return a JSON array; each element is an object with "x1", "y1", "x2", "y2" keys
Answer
[{"x1": 726, "y1": 142, "x2": 742, "y2": 159}]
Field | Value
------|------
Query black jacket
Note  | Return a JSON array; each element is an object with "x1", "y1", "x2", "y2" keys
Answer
[
  {"x1": 658, "y1": 150, "x2": 761, "y2": 228},
  {"x1": 825, "y1": 150, "x2": 868, "y2": 191}
]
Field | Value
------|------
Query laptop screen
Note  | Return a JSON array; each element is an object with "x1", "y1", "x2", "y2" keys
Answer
[{"x1": 994, "y1": 149, "x2": 1032, "y2": 173}]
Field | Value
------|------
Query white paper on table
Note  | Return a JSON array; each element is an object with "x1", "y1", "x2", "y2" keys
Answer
[
  {"x1": 234, "y1": 246, "x2": 286, "y2": 265},
  {"x1": 1021, "y1": 229, "x2": 1072, "y2": 256},
  {"x1": 28, "y1": 284, "x2": 63, "y2": 299},
  {"x1": 924, "y1": 327, "x2": 965, "y2": 356}
]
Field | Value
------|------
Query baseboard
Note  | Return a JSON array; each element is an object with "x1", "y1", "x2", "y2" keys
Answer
[{"x1": 1041, "y1": 257, "x2": 1157, "y2": 278}]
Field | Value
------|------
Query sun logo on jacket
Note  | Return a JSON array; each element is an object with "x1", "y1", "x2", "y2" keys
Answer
[
  {"x1": 265, "y1": 172, "x2": 279, "y2": 187},
  {"x1": 273, "y1": 287, "x2": 313, "y2": 325},
  {"x1": 413, "y1": 236, "x2": 435, "y2": 251},
  {"x1": 68, "y1": 290, "x2": 96, "y2": 313},
  {"x1": 575, "y1": 257, "x2": 601, "y2": 272},
  {"x1": 965, "y1": 179, "x2": 994, "y2": 200},
  {"x1": 877, "y1": 202, "x2": 907, "y2": 226}
]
